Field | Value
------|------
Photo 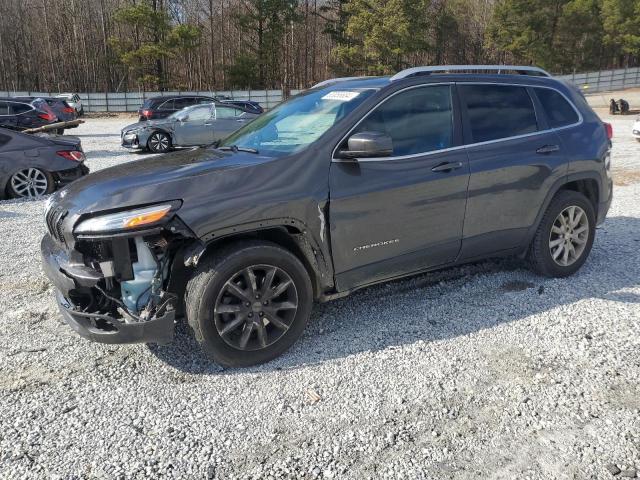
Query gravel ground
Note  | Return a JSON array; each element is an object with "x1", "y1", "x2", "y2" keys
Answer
[{"x1": 0, "y1": 114, "x2": 639, "y2": 479}]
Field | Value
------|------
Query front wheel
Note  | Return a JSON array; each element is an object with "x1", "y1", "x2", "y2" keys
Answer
[
  {"x1": 528, "y1": 190, "x2": 596, "y2": 277},
  {"x1": 147, "y1": 132, "x2": 171, "y2": 153},
  {"x1": 185, "y1": 241, "x2": 313, "y2": 367}
]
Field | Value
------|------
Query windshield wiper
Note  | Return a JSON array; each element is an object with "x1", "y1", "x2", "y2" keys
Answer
[{"x1": 217, "y1": 145, "x2": 259, "y2": 154}]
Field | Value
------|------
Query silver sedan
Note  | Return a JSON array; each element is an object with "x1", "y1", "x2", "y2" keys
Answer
[{"x1": 121, "y1": 103, "x2": 258, "y2": 153}]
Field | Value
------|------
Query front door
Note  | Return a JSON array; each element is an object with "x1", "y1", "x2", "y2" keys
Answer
[
  {"x1": 173, "y1": 105, "x2": 215, "y2": 146},
  {"x1": 329, "y1": 84, "x2": 470, "y2": 290}
]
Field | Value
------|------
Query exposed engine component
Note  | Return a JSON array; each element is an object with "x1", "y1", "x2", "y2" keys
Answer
[{"x1": 121, "y1": 237, "x2": 159, "y2": 313}]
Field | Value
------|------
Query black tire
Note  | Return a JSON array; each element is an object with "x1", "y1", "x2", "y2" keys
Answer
[
  {"x1": 185, "y1": 241, "x2": 313, "y2": 367},
  {"x1": 7, "y1": 167, "x2": 55, "y2": 199},
  {"x1": 147, "y1": 131, "x2": 172, "y2": 153},
  {"x1": 78, "y1": 107, "x2": 84, "y2": 117},
  {"x1": 528, "y1": 190, "x2": 596, "y2": 277}
]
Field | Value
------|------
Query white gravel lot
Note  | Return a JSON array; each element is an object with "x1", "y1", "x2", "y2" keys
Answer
[{"x1": 0, "y1": 113, "x2": 639, "y2": 479}]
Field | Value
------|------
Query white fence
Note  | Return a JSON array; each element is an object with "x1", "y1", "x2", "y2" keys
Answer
[
  {"x1": 0, "y1": 90, "x2": 287, "y2": 112},
  {"x1": 1, "y1": 66, "x2": 638, "y2": 112},
  {"x1": 557, "y1": 67, "x2": 640, "y2": 93}
]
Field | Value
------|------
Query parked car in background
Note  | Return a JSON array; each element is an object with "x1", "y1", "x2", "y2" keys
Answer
[
  {"x1": 633, "y1": 116, "x2": 640, "y2": 142},
  {"x1": 15, "y1": 96, "x2": 77, "y2": 126},
  {"x1": 57, "y1": 93, "x2": 84, "y2": 116},
  {"x1": 122, "y1": 102, "x2": 258, "y2": 153},
  {"x1": 215, "y1": 96, "x2": 264, "y2": 114},
  {"x1": 42, "y1": 65, "x2": 612, "y2": 367},
  {"x1": 0, "y1": 98, "x2": 58, "y2": 131},
  {"x1": 137, "y1": 95, "x2": 215, "y2": 121},
  {"x1": 0, "y1": 127, "x2": 88, "y2": 199}
]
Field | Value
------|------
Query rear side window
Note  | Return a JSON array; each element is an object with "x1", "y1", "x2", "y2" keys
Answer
[
  {"x1": 9, "y1": 103, "x2": 32, "y2": 114},
  {"x1": 174, "y1": 98, "x2": 196, "y2": 110},
  {"x1": 216, "y1": 106, "x2": 242, "y2": 119},
  {"x1": 535, "y1": 88, "x2": 579, "y2": 128},
  {"x1": 0, "y1": 102, "x2": 9, "y2": 115},
  {"x1": 460, "y1": 85, "x2": 538, "y2": 143},
  {"x1": 353, "y1": 85, "x2": 453, "y2": 156}
]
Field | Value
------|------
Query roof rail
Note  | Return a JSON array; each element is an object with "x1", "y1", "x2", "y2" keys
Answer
[
  {"x1": 390, "y1": 65, "x2": 551, "y2": 81},
  {"x1": 311, "y1": 76, "x2": 376, "y2": 89}
]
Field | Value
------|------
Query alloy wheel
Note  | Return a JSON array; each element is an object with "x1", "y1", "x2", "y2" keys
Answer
[
  {"x1": 548, "y1": 205, "x2": 589, "y2": 266},
  {"x1": 148, "y1": 133, "x2": 170, "y2": 152},
  {"x1": 214, "y1": 264, "x2": 298, "y2": 351},
  {"x1": 10, "y1": 168, "x2": 49, "y2": 198}
]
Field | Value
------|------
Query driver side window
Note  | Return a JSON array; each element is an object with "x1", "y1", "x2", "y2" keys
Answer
[{"x1": 354, "y1": 85, "x2": 453, "y2": 156}]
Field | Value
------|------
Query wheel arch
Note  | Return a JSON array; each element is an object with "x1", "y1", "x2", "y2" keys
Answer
[
  {"x1": 177, "y1": 221, "x2": 334, "y2": 302},
  {"x1": 525, "y1": 171, "x2": 602, "y2": 248},
  {"x1": 146, "y1": 129, "x2": 173, "y2": 149}
]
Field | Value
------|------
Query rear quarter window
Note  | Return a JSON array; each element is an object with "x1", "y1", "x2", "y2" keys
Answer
[
  {"x1": 460, "y1": 85, "x2": 538, "y2": 143},
  {"x1": 0, "y1": 102, "x2": 9, "y2": 115},
  {"x1": 9, "y1": 103, "x2": 32, "y2": 114},
  {"x1": 535, "y1": 88, "x2": 579, "y2": 128}
]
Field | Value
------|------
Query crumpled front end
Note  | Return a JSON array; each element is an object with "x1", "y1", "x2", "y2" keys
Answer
[{"x1": 40, "y1": 202, "x2": 197, "y2": 345}]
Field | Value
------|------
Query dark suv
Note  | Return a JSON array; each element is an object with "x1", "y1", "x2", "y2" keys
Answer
[
  {"x1": 41, "y1": 65, "x2": 613, "y2": 367},
  {"x1": 138, "y1": 96, "x2": 216, "y2": 121},
  {"x1": 0, "y1": 98, "x2": 58, "y2": 131}
]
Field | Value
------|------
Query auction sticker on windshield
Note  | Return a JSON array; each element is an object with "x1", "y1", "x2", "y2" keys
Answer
[{"x1": 322, "y1": 91, "x2": 361, "y2": 102}]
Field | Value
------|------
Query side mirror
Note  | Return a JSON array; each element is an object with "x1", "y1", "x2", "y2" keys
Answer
[
  {"x1": 338, "y1": 131, "x2": 393, "y2": 159},
  {"x1": 179, "y1": 115, "x2": 189, "y2": 122}
]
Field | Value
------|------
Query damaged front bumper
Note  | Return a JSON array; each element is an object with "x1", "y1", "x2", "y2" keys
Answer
[{"x1": 41, "y1": 232, "x2": 175, "y2": 345}]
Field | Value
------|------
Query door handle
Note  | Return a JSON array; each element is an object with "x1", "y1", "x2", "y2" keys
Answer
[
  {"x1": 236, "y1": 119, "x2": 247, "y2": 123},
  {"x1": 431, "y1": 161, "x2": 463, "y2": 173},
  {"x1": 536, "y1": 144, "x2": 560, "y2": 154}
]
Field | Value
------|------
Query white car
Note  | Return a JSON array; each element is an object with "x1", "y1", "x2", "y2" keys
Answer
[
  {"x1": 633, "y1": 116, "x2": 640, "y2": 142},
  {"x1": 56, "y1": 93, "x2": 83, "y2": 116}
]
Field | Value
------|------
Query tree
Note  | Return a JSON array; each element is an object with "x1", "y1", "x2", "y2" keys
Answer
[
  {"x1": 601, "y1": 0, "x2": 640, "y2": 66},
  {"x1": 233, "y1": 0, "x2": 300, "y2": 88}
]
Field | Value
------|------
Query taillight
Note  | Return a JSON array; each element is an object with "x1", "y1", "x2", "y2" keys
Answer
[
  {"x1": 142, "y1": 109, "x2": 152, "y2": 118},
  {"x1": 63, "y1": 107, "x2": 75, "y2": 113},
  {"x1": 604, "y1": 122, "x2": 613, "y2": 140},
  {"x1": 56, "y1": 150, "x2": 85, "y2": 162},
  {"x1": 38, "y1": 112, "x2": 55, "y2": 122}
]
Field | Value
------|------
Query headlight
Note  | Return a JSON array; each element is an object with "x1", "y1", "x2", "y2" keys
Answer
[{"x1": 75, "y1": 204, "x2": 174, "y2": 234}]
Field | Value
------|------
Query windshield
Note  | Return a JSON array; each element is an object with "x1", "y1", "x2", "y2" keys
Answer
[{"x1": 220, "y1": 87, "x2": 376, "y2": 157}]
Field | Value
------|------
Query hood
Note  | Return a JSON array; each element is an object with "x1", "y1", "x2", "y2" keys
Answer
[
  {"x1": 122, "y1": 118, "x2": 173, "y2": 133},
  {"x1": 50, "y1": 146, "x2": 271, "y2": 216}
]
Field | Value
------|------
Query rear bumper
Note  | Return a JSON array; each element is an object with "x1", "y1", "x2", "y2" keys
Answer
[
  {"x1": 54, "y1": 163, "x2": 89, "y2": 186},
  {"x1": 597, "y1": 188, "x2": 612, "y2": 226},
  {"x1": 40, "y1": 233, "x2": 174, "y2": 345}
]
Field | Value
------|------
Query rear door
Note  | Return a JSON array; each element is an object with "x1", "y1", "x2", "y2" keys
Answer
[
  {"x1": 457, "y1": 83, "x2": 567, "y2": 259},
  {"x1": 329, "y1": 84, "x2": 470, "y2": 289},
  {"x1": 213, "y1": 106, "x2": 250, "y2": 139},
  {"x1": 172, "y1": 105, "x2": 215, "y2": 145}
]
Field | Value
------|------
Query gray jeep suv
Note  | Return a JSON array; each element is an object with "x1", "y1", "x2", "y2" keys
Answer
[{"x1": 41, "y1": 65, "x2": 613, "y2": 367}]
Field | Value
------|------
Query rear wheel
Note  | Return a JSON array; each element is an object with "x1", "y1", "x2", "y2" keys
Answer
[
  {"x1": 529, "y1": 190, "x2": 595, "y2": 277},
  {"x1": 7, "y1": 168, "x2": 54, "y2": 199},
  {"x1": 185, "y1": 241, "x2": 313, "y2": 367},
  {"x1": 147, "y1": 132, "x2": 171, "y2": 153}
]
